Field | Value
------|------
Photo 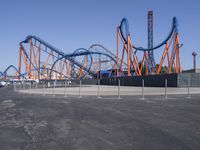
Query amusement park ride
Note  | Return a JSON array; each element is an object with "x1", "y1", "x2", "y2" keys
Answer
[{"x1": 0, "y1": 11, "x2": 182, "y2": 81}]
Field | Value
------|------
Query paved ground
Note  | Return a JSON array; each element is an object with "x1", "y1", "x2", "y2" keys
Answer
[{"x1": 0, "y1": 87, "x2": 200, "y2": 150}]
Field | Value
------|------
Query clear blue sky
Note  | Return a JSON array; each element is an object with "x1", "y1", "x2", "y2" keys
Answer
[{"x1": 0, "y1": 0, "x2": 200, "y2": 71}]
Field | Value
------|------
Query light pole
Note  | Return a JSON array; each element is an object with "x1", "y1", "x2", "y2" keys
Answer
[{"x1": 192, "y1": 51, "x2": 197, "y2": 70}]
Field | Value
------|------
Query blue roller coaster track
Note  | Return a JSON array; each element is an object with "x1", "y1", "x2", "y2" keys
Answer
[
  {"x1": 0, "y1": 65, "x2": 27, "y2": 79},
  {"x1": 119, "y1": 17, "x2": 177, "y2": 51},
  {"x1": 20, "y1": 35, "x2": 117, "y2": 79},
  {"x1": 50, "y1": 48, "x2": 117, "y2": 79}
]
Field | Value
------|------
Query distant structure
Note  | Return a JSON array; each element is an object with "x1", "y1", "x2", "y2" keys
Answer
[
  {"x1": 1, "y1": 12, "x2": 182, "y2": 80},
  {"x1": 148, "y1": 10, "x2": 155, "y2": 71},
  {"x1": 192, "y1": 51, "x2": 197, "y2": 70}
]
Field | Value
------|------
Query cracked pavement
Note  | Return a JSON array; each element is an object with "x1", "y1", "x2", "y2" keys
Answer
[{"x1": 0, "y1": 87, "x2": 200, "y2": 150}]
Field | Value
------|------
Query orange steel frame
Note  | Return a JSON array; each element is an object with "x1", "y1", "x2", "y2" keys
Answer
[
  {"x1": 18, "y1": 39, "x2": 71, "y2": 80},
  {"x1": 116, "y1": 27, "x2": 181, "y2": 77},
  {"x1": 116, "y1": 27, "x2": 141, "y2": 77},
  {"x1": 77, "y1": 55, "x2": 89, "y2": 79}
]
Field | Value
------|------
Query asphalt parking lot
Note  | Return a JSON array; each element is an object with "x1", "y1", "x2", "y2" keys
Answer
[{"x1": 0, "y1": 87, "x2": 200, "y2": 150}]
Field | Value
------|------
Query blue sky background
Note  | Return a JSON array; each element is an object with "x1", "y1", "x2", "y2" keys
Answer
[{"x1": 0, "y1": 0, "x2": 200, "y2": 71}]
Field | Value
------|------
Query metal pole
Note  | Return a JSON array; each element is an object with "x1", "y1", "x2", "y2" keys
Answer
[
  {"x1": 165, "y1": 79, "x2": 167, "y2": 99},
  {"x1": 21, "y1": 82, "x2": 23, "y2": 91},
  {"x1": 97, "y1": 79, "x2": 101, "y2": 98},
  {"x1": 64, "y1": 79, "x2": 67, "y2": 97},
  {"x1": 53, "y1": 81, "x2": 55, "y2": 96},
  {"x1": 17, "y1": 83, "x2": 19, "y2": 91},
  {"x1": 16, "y1": 83, "x2": 19, "y2": 92},
  {"x1": 142, "y1": 79, "x2": 144, "y2": 100},
  {"x1": 16, "y1": 83, "x2": 18, "y2": 91},
  {"x1": 34, "y1": 82, "x2": 37, "y2": 95},
  {"x1": 187, "y1": 78, "x2": 191, "y2": 98},
  {"x1": 29, "y1": 82, "x2": 31, "y2": 94},
  {"x1": 22, "y1": 82, "x2": 23, "y2": 92},
  {"x1": 13, "y1": 83, "x2": 16, "y2": 91},
  {"x1": 118, "y1": 79, "x2": 121, "y2": 99},
  {"x1": 79, "y1": 79, "x2": 82, "y2": 98},
  {"x1": 24, "y1": 82, "x2": 26, "y2": 91},
  {"x1": 19, "y1": 82, "x2": 22, "y2": 92},
  {"x1": 43, "y1": 82, "x2": 45, "y2": 96},
  {"x1": 24, "y1": 82, "x2": 26, "y2": 92}
]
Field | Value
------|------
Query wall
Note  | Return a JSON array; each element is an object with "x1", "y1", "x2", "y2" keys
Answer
[{"x1": 101, "y1": 74, "x2": 178, "y2": 87}]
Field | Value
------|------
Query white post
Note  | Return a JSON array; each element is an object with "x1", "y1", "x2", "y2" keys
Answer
[
  {"x1": 21, "y1": 82, "x2": 24, "y2": 92},
  {"x1": 97, "y1": 79, "x2": 101, "y2": 98},
  {"x1": 53, "y1": 81, "x2": 55, "y2": 96},
  {"x1": 21, "y1": 82, "x2": 22, "y2": 92},
  {"x1": 35, "y1": 83, "x2": 38, "y2": 95},
  {"x1": 43, "y1": 82, "x2": 45, "y2": 96},
  {"x1": 165, "y1": 79, "x2": 168, "y2": 99},
  {"x1": 16, "y1": 83, "x2": 18, "y2": 91},
  {"x1": 29, "y1": 83, "x2": 31, "y2": 94},
  {"x1": 187, "y1": 78, "x2": 191, "y2": 99},
  {"x1": 118, "y1": 79, "x2": 121, "y2": 99},
  {"x1": 64, "y1": 79, "x2": 67, "y2": 97},
  {"x1": 142, "y1": 79, "x2": 144, "y2": 100},
  {"x1": 13, "y1": 83, "x2": 16, "y2": 91},
  {"x1": 18, "y1": 83, "x2": 20, "y2": 91},
  {"x1": 79, "y1": 79, "x2": 82, "y2": 98},
  {"x1": 22, "y1": 82, "x2": 23, "y2": 91}
]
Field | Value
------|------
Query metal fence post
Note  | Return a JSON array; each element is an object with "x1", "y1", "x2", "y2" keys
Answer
[
  {"x1": 23, "y1": 82, "x2": 26, "y2": 92},
  {"x1": 97, "y1": 79, "x2": 101, "y2": 98},
  {"x1": 118, "y1": 79, "x2": 121, "y2": 99},
  {"x1": 35, "y1": 82, "x2": 38, "y2": 95},
  {"x1": 13, "y1": 83, "x2": 16, "y2": 92},
  {"x1": 165, "y1": 79, "x2": 168, "y2": 100},
  {"x1": 29, "y1": 82, "x2": 31, "y2": 94},
  {"x1": 24, "y1": 82, "x2": 26, "y2": 92},
  {"x1": 142, "y1": 79, "x2": 144, "y2": 100},
  {"x1": 79, "y1": 79, "x2": 82, "y2": 98},
  {"x1": 187, "y1": 78, "x2": 191, "y2": 99},
  {"x1": 17, "y1": 83, "x2": 19, "y2": 92},
  {"x1": 53, "y1": 81, "x2": 55, "y2": 96},
  {"x1": 21, "y1": 82, "x2": 23, "y2": 92},
  {"x1": 21, "y1": 82, "x2": 23, "y2": 91},
  {"x1": 64, "y1": 79, "x2": 67, "y2": 97},
  {"x1": 43, "y1": 82, "x2": 45, "y2": 96},
  {"x1": 16, "y1": 83, "x2": 18, "y2": 92},
  {"x1": 19, "y1": 82, "x2": 22, "y2": 92}
]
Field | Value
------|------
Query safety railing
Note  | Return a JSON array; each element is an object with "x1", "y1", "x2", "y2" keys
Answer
[{"x1": 13, "y1": 79, "x2": 200, "y2": 100}]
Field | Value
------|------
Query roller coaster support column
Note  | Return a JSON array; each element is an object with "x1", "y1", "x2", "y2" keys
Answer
[
  {"x1": 127, "y1": 37, "x2": 131, "y2": 76},
  {"x1": 116, "y1": 28, "x2": 119, "y2": 77},
  {"x1": 18, "y1": 45, "x2": 22, "y2": 79},
  {"x1": 18, "y1": 43, "x2": 29, "y2": 79},
  {"x1": 29, "y1": 40, "x2": 41, "y2": 80},
  {"x1": 169, "y1": 32, "x2": 181, "y2": 73}
]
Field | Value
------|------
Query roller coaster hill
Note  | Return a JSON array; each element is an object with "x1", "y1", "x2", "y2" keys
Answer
[{"x1": 0, "y1": 14, "x2": 182, "y2": 82}]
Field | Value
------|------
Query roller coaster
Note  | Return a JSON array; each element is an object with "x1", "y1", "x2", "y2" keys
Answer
[
  {"x1": 0, "y1": 13, "x2": 182, "y2": 80},
  {"x1": 116, "y1": 16, "x2": 181, "y2": 76}
]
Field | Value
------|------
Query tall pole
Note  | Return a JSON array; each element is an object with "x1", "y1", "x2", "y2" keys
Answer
[
  {"x1": 192, "y1": 51, "x2": 197, "y2": 70},
  {"x1": 116, "y1": 28, "x2": 119, "y2": 77}
]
